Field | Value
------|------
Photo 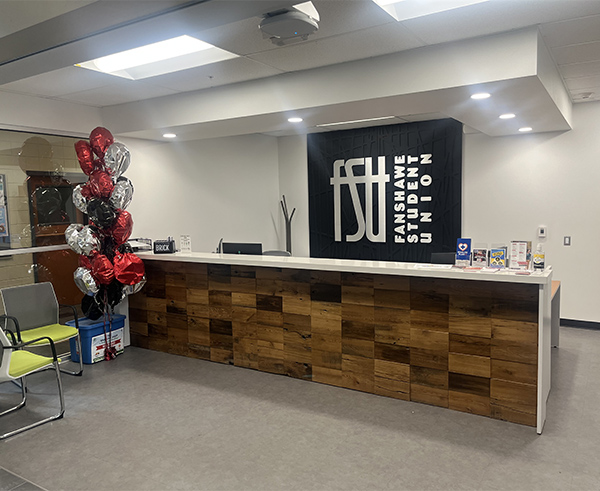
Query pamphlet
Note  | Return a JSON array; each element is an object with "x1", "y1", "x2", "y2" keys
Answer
[
  {"x1": 180, "y1": 234, "x2": 192, "y2": 254},
  {"x1": 472, "y1": 248, "x2": 488, "y2": 267},
  {"x1": 490, "y1": 248, "x2": 506, "y2": 268},
  {"x1": 509, "y1": 240, "x2": 530, "y2": 270},
  {"x1": 455, "y1": 238, "x2": 472, "y2": 267}
]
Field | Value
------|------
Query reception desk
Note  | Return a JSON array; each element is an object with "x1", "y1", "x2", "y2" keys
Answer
[{"x1": 129, "y1": 253, "x2": 553, "y2": 433}]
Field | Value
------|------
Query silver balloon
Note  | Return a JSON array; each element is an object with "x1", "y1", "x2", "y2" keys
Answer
[
  {"x1": 72, "y1": 184, "x2": 88, "y2": 213},
  {"x1": 109, "y1": 177, "x2": 134, "y2": 210},
  {"x1": 124, "y1": 276, "x2": 146, "y2": 296},
  {"x1": 104, "y1": 142, "x2": 130, "y2": 181},
  {"x1": 65, "y1": 223, "x2": 84, "y2": 254},
  {"x1": 77, "y1": 226, "x2": 100, "y2": 256},
  {"x1": 73, "y1": 267, "x2": 99, "y2": 295}
]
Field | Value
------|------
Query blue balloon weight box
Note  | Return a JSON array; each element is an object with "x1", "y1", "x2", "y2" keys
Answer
[{"x1": 67, "y1": 315, "x2": 126, "y2": 364}]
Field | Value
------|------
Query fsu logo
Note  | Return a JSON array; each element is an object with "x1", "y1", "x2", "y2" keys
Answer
[{"x1": 329, "y1": 157, "x2": 390, "y2": 243}]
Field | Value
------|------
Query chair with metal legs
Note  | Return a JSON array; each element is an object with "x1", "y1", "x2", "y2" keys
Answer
[
  {"x1": 0, "y1": 314, "x2": 65, "y2": 440},
  {"x1": 0, "y1": 283, "x2": 83, "y2": 376}
]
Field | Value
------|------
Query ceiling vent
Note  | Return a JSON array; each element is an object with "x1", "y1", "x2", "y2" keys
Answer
[{"x1": 259, "y1": 2, "x2": 319, "y2": 46}]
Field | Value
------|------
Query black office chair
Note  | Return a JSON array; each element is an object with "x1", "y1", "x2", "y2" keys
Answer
[{"x1": 430, "y1": 252, "x2": 456, "y2": 264}]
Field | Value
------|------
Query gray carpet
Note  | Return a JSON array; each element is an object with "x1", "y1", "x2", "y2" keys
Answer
[{"x1": 1, "y1": 326, "x2": 599, "y2": 491}]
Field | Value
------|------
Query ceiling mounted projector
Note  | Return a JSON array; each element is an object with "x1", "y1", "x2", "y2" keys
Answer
[{"x1": 259, "y1": 10, "x2": 319, "y2": 43}]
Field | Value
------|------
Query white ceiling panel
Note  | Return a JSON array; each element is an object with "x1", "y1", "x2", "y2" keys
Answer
[
  {"x1": 0, "y1": 65, "x2": 115, "y2": 98},
  {"x1": 196, "y1": 0, "x2": 396, "y2": 57},
  {"x1": 566, "y1": 74, "x2": 600, "y2": 91},
  {"x1": 248, "y1": 22, "x2": 424, "y2": 72},
  {"x1": 401, "y1": 0, "x2": 600, "y2": 46},
  {"x1": 61, "y1": 81, "x2": 179, "y2": 107},
  {"x1": 145, "y1": 56, "x2": 284, "y2": 92},
  {"x1": 571, "y1": 88, "x2": 600, "y2": 102},
  {"x1": 560, "y1": 60, "x2": 600, "y2": 79},
  {"x1": 540, "y1": 14, "x2": 600, "y2": 48},
  {"x1": 553, "y1": 41, "x2": 600, "y2": 65}
]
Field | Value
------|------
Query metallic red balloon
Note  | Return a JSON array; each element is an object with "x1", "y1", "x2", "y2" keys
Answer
[
  {"x1": 89, "y1": 127, "x2": 114, "y2": 158},
  {"x1": 75, "y1": 140, "x2": 95, "y2": 175},
  {"x1": 113, "y1": 253, "x2": 145, "y2": 285},
  {"x1": 109, "y1": 210, "x2": 133, "y2": 245},
  {"x1": 91, "y1": 254, "x2": 114, "y2": 285},
  {"x1": 89, "y1": 170, "x2": 114, "y2": 198},
  {"x1": 79, "y1": 254, "x2": 93, "y2": 269},
  {"x1": 80, "y1": 183, "x2": 93, "y2": 198}
]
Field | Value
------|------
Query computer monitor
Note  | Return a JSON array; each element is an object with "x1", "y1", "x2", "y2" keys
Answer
[
  {"x1": 221, "y1": 242, "x2": 263, "y2": 255},
  {"x1": 430, "y1": 252, "x2": 456, "y2": 264}
]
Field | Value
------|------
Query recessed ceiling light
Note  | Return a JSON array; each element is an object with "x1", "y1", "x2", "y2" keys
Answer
[
  {"x1": 519, "y1": 127, "x2": 533, "y2": 132},
  {"x1": 372, "y1": 0, "x2": 489, "y2": 21},
  {"x1": 316, "y1": 116, "x2": 395, "y2": 127},
  {"x1": 75, "y1": 35, "x2": 239, "y2": 80},
  {"x1": 499, "y1": 113, "x2": 516, "y2": 119},
  {"x1": 288, "y1": 117, "x2": 303, "y2": 123},
  {"x1": 471, "y1": 92, "x2": 491, "y2": 100},
  {"x1": 163, "y1": 133, "x2": 177, "y2": 138}
]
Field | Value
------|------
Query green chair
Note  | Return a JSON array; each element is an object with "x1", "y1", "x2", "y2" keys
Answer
[
  {"x1": 0, "y1": 314, "x2": 65, "y2": 440},
  {"x1": 0, "y1": 283, "x2": 83, "y2": 376}
]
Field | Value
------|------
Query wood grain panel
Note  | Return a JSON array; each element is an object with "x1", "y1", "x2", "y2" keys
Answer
[
  {"x1": 490, "y1": 404, "x2": 536, "y2": 427},
  {"x1": 411, "y1": 366, "x2": 448, "y2": 389},
  {"x1": 448, "y1": 353, "x2": 491, "y2": 378},
  {"x1": 491, "y1": 379, "x2": 536, "y2": 415},
  {"x1": 411, "y1": 310, "x2": 449, "y2": 332},
  {"x1": 374, "y1": 275, "x2": 409, "y2": 291},
  {"x1": 374, "y1": 289, "x2": 410, "y2": 309},
  {"x1": 342, "y1": 286, "x2": 374, "y2": 305},
  {"x1": 313, "y1": 366, "x2": 343, "y2": 387},
  {"x1": 449, "y1": 390, "x2": 491, "y2": 416},
  {"x1": 374, "y1": 360, "x2": 410, "y2": 400},
  {"x1": 410, "y1": 384, "x2": 448, "y2": 408},
  {"x1": 448, "y1": 372, "x2": 490, "y2": 397},
  {"x1": 342, "y1": 354, "x2": 374, "y2": 392},
  {"x1": 410, "y1": 328, "x2": 449, "y2": 351},
  {"x1": 491, "y1": 359, "x2": 537, "y2": 386},
  {"x1": 449, "y1": 315, "x2": 492, "y2": 338},
  {"x1": 449, "y1": 333, "x2": 491, "y2": 357},
  {"x1": 410, "y1": 348, "x2": 448, "y2": 371}
]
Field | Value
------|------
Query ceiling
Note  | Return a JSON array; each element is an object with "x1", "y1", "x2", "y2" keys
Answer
[{"x1": 1, "y1": 0, "x2": 600, "y2": 141}]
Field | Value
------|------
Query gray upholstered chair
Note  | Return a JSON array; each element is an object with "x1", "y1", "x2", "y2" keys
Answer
[{"x1": 1, "y1": 283, "x2": 83, "y2": 376}]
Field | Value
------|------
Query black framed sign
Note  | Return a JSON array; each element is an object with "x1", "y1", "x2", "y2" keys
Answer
[{"x1": 307, "y1": 119, "x2": 462, "y2": 262}]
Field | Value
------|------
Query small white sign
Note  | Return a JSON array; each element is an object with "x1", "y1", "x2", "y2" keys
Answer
[
  {"x1": 180, "y1": 234, "x2": 192, "y2": 253},
  {"x1": 90, "y1": 328, "x2": 124, "y2": 363}
]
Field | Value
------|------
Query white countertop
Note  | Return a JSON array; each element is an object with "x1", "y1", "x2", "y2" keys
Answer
[{"x1": 139, "y1": 251, "x2": 552, "y2": 285}]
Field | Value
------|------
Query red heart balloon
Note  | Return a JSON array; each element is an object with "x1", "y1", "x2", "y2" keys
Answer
[
  {"x1": 80, "y1": 183, "x2": 93, "y2": 198},
  {"x1": 75, "y1": 140, "x2": 95, "y2": 175},
  {"x1": 79, "y1": 254, "x2": 93, "y2": 269},
  {"x1": 114, "y1": 252, "x2": 145, "y2": 285},
  {"x1": 89, "y1": 170, "x2": 114, "y2": 198},
  {"x1": 109, "y1": 210, "x2": 133, "y2": 245},
  {"x1": 89, "y1": 127, "x2": 114, "y2": 158}
]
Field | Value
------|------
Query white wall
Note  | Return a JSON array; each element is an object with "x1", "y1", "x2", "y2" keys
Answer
[
  {"x1": 464, "y1": 101, "x2": 600, "y2": 322},
  {"x1": 123, "y1": 134, "x2": 282, "y2": 253},
  {"x1": 277, "y1": 134, "x2": 309, "y2": 256},
  {"x1": 276, "y1": 102, "x2": 600, "y2": 323}
]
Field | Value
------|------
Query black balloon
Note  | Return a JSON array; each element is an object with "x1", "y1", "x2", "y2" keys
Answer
[
  {"x1": 82, "y1": 294, "x2": 103, "y2": 320},
  {"x1": 118, "y1": 242, "x2": 133, "y2": 254},
  {"x1": 87, "y1": 198, "x2": 117, "y2": 229},
  {"x1": 96, "y1": 280, "x2": 124, "y2": 311}
]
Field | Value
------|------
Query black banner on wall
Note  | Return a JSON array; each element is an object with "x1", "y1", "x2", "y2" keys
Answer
[{"x1": 307, "y1": 119, "x2": 462, "y2": 262}]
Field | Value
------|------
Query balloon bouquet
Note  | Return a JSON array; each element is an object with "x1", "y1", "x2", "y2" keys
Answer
[{"x1": 65, "y1": 127, "x2": 145, "y2": 360}]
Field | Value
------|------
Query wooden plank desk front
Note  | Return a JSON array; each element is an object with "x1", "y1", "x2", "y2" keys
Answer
[{"x1": 129, "y1": 253, "x2": 553, "y2": 433}]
